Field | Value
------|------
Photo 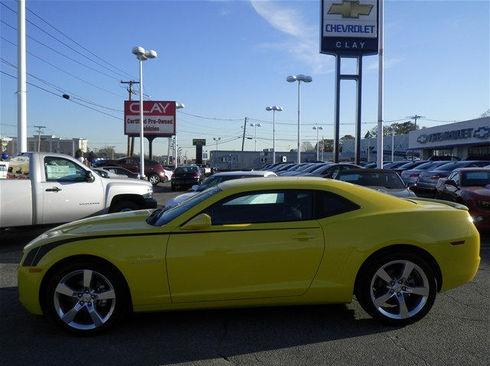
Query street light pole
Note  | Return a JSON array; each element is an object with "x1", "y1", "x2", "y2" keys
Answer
[
  {"x1": 266, "y1": 106, "x2": 283, "y2": 164},
  {"x1": 250, "y1": 123, "x2": 261, "y2": 152},
  {"x1": 132, "y1": 46, "x2": 157, "y2": 179},
  {"x1": 174, "y1": 102, "x2": 185, "y2": 168},
  {"x1": 17, "y1": 0, "x2": 27, "y2": 153},
  {"x1": 313, "y1": 125, "x2": 323, "y2": 161},
  {"x1": 213, "y1": 137, "x2": 221, "y2": 151},
  {"x1": 287, "y1": 74, "x2": 312, "y2": 163}
]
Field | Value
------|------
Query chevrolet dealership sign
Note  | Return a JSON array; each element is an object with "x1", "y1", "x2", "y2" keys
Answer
[
  {"x1": 320, "y1": 0, "x2": 379, "y2": 55},
  {"x1": 409, "y1": 118, "x2": 490, "y2": 149}
]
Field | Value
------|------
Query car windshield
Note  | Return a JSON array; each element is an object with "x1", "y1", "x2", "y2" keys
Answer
[
  {"x1": 434, "y1": 162, "x2": 460, "y2": 171},
  {"x1": 461, "y1": 171, "x2": 490, "y2": 186},
  {"x1": 147, "y1": 186, "x2": 221, "y2": 226},
  {"x1": 338, "y1": 171, "x2": 405, "y2": 189},
  {"x1": 310, "y1": 164, "x2": 333, "y2": 174}
]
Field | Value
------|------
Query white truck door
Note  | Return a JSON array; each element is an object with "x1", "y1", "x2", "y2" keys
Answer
[{"x1": 40, "y1": 156, "x2": 104, "y2": 224}]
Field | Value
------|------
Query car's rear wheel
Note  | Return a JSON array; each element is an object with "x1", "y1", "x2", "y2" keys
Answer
[
  {"x1": 148, "y1": 174, "x2": 160, "y2": 186},
  {"x1": 356, "y1": 253, "x2": 436, "y2": 326},
  {"x1": 43, "y1": 261, "x2": 128, "y2": 334}
]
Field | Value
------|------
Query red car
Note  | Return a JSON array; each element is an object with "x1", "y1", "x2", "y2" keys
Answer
[
  {"x1": 436, "y1": 168, "x2": 490, "y2": 231},
  {"x1": 105, "y1": 157, "x2": 170, "y2": 186}
]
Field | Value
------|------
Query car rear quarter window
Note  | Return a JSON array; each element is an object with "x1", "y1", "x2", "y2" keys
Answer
[{"x1": 315, "y1": 191, "x2": 360, "y2": 218}]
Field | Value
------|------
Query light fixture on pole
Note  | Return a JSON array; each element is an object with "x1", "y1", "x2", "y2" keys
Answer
[
  {"x1": 287, "y1": 74, "x2": 312, "y2": 163},
  {"x1": 132, "y1": 46, "x2": 157, "y2": 179},
  {"x1": 174, "y1": 102, "x2": 185, "y2": 168},
  {"x1": 312, "y1": 125, "x2": 323, "y2": 161},
  {"x1": 213, "y1": 137, "x2": 221, "y2": 151},
  {"x1": 266, "y1": 106, "x2": 283, "y2": 164},
  {"x1": 249, "y1": 123, "x2": 262, "y2": 152}
]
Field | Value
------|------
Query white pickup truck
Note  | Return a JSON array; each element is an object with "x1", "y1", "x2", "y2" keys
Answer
[{"x1": 0, "y1": 152, "x2": 156, "y2": 228}]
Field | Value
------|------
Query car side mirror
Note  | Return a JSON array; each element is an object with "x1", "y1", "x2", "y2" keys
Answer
[
  {"x1": 181, "y1": 213, "x2": 212, "y2": 230},
  {"x1": 446, "y1": 179, "x2": 457, "y2": 187},
  {"x1": 85, "y1": 171, "x2": 95, "y2": 183}
]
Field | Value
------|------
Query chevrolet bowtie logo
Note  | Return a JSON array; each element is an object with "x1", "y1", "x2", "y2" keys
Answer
[{"x1": 328, "y1": 0, "x2": 373, "y2": 19}]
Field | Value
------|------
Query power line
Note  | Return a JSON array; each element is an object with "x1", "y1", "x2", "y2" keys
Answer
[
  {"x1": 0, "y1": 1, "x2": 134, "y2": 80},
  {"x1": 1, "y1": 70, "x2": 121, "y2": 120},
  {"x1": 1, "y1": 36, "x2": 124, "y2": 97},
  {"x1": 1, "y1": 19, "x2": 121, "y2": 81},
  {"x1": 1, "y1": 58, "x2": 123, "y2": 113}
]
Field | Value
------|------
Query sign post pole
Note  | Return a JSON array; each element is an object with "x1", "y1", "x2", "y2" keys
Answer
[
  {"x1": 138, "y1": 60, "x2": 145, "y2": 178},
  {"x1": 377, "y1": 0, "x2": 384, "y2": 168},
  {"x1": 320, "y1": 0, "x2": 379, "y2": 164}
]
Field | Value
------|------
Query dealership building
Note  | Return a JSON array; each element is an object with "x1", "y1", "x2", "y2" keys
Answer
[
  {"x1": 408, "y1": 117, "x2": 490, "y2": 160},
  {"x1": 4, "y1": 135, "x2": 88, "y2": 157}
]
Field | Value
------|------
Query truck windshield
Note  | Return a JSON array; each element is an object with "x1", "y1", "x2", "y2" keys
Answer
[{"x1": 147, "y1": 186, "x2": 221, "y2": 226}]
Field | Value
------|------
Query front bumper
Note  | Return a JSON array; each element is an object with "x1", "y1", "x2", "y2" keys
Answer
[
  {"x1": 18, "y1": 265, "x2": 44, "y2": 315},
  {"x1": 143, "y1": 197, "x2": 158, "y2": 209}
]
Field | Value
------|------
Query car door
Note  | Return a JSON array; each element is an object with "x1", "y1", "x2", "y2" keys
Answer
[
  {"x1": 166, "y1": 190, "x2": 325, "y2": 303},
  {"x1": 40, "y1": 156, "x2": 104, "y2": 224}
]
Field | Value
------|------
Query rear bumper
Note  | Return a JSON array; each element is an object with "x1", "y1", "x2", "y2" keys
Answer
[
  {"x1": 413, "y1": 181, "x2": 437, "y2": 191},
  {"x1": 172, "y1": 178, "x2": 199, "y2": 186}
]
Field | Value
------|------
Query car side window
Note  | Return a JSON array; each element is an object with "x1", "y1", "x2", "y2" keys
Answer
[
  {"x1": 315, "y1": 191, "x2": 360, "y2": 218},
  {"x1": 453, "y1": 172, "x2": 461, "y2": 185},
  {"x1": 205, "y1": 190, "x2": 314, "y2": 225},
  {"x1": 44, "y1": 157, "x2": 87, "y2": 182}
]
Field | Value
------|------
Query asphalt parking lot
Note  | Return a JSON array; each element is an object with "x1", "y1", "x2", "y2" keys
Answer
[{"x1": 1, "y1": 183, "x2": 489, "y2": 366}]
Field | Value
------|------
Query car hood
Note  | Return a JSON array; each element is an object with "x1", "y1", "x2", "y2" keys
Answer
[{"x1": 24, "y1": 210, "x2": 159, "y2": 252}]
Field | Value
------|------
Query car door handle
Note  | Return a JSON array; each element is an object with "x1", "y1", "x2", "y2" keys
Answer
[{"x1": 45, "y1": 187, "x2": 62, "y2": 192}]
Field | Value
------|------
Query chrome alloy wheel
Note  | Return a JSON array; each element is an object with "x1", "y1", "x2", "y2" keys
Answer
[
  {"x1": 369, "y1": 260, "x2": 430, "y2": 320},
  {"x1": 149, "y1": 175, "x2": 159, "y2": 185},
  {"x1": 53, "y1": 269, "x2": 116, "y2": 330}
]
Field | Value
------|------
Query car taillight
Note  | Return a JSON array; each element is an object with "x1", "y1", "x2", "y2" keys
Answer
[
  {"x1": 410, "y1": 173, "x2": 419, "y2": 178},
  {"x1": 430, "y1": 174, "x2": 442, "y2": 179}
]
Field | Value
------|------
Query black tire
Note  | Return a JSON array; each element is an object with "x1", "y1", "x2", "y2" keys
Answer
[
  {"x1": 148, "y1": 174, "x2": 160, "y2": 186},
  {"x1": 356, "y1": 251, "x2": 437, "y2": 326},
  {"x1": 109, "y1": 200, "x2": 140, "y2": 213},
  {"x1": 42, "y1": 260, "x2": 129, "y2": 335}
]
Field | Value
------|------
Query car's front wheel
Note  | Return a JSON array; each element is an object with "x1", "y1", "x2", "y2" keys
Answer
[
  {"x1": 43, "y1": 261, "x2": 128, "y2": 334},
  {"x1": 356, "y1": 252, "x2": 437, "y2": 326}
]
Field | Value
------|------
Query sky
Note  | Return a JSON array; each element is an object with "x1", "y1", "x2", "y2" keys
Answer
[{"x1": 1, "y1": 0, "x2": 489, "y2": 158}]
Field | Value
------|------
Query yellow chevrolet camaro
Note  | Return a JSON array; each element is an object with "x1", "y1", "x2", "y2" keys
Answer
[{"x1": 18, "y1": 177, "x2": 480, "y2": 334}]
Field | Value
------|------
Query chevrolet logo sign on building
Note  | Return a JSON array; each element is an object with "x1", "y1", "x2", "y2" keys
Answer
[
  {"x1": 328, "y1": 0, "x2": 374, "y2": 19},
  {"x1": 320, "y1": 0, "x2": 378, "y2": 56}
]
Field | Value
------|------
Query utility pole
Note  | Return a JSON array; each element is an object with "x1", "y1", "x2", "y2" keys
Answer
[
  {"x1": 121, "y1": 80, "x2": 139, "y2": 156},
  {"x1": 34, "y1": 125, "x2": 46, "y2": 152},
  {"x1": 241, "y1": 117, "x2": 248, "y2": 151},
  {"x1": 17, "y1": 0, "x2": 27, "y2": 153},
  {"x1": 408, "y1": 114, "x2": 424, "y2": 129}
]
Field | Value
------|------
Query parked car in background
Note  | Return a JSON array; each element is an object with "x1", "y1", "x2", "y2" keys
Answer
[
  {"x1": 392, "y1": 160, "x2": 428, "y2": 173},
  {"x1": 105, "y1": 157, "x2": 172, "y2": 186},
  {"x1": 276, "y1": 163, "x2": 312, "y2": 176},
  {"x1": 400, "y1": 161, "x2": 450, "y2": 187},
  {"x1": 436, "y1": 168, "x2": 490, "y2": 231},
  {"x1": 99, "y1": 166, "x2": 140, "y2": 179},
  {"x1": 281, "y1": 163, "x2": 324, "y2": 176},
  {"x1": 171, "y1": 165, "x2": 205, "y2": 191},
  {"x1": 271, "y1": 163, "x2": 296, "y2": 173},
  {"x1": 306, "y1": 163, "x2": 362, "y2": 178},
  {"x1": 414, "y1": 160, "x2": 490, "y2": 194},
  {"x1": 336, "y1": 169, "x2": 415, "y2": 198},
  {"x1": 166, "y1": 170, "x2": 276, "y2": 207},
  {"x1": 0, "y1": 153, "x2": 156, "y2": 228},
  {"x1": 383, "y1": 161, "x2": 410, "y2": 169}
]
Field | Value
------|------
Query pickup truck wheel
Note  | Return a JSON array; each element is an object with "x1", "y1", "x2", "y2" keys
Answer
[
  {"x1": 43, "y1": 261, "x2": 128, "y2": 335},
  {"x1": 148, "y1": 174, "x2": 160, "y2": 186},
  {"x1": 110, "y1": 200, "x2": 140, "y2": 212}
]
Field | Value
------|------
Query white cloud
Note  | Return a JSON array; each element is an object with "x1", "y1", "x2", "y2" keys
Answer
[{"x1": 250, "y1": 0, "x2": 332, "y2": 74}]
